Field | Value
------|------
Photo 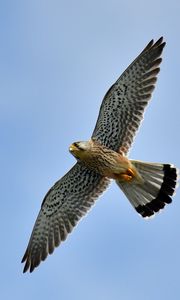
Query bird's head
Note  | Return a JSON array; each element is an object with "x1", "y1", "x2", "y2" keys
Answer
[{"x1": 69, "y1": 141, "x2": 91, "y2": 160}]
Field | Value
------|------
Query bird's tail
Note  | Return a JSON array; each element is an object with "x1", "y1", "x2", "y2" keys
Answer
[{"x1": 116, "y1": 160, "x2": 179, "y2": 218}]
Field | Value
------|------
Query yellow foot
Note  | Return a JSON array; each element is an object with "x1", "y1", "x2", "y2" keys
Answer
[{"x1": 119, "y1": 168, "x2": 135, "y2": 182}]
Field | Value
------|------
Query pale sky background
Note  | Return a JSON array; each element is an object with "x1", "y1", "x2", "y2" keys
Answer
[{"x1": 1, "y1": 1, "x2": 180, "y2": 299}]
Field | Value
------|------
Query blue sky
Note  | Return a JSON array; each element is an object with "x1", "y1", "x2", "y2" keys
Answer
[{"x1": 1, "y1": 1, "x2": 180, "y2": 299}]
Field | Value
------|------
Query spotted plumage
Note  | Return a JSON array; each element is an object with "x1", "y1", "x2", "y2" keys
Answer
[
  {"x1": 22, "y1": 37, "x2": 179, "y2": 273},
  {"x1": 92, "y1": 38, "x2": 164, "y2": 154},
  {"x1": 22, "y1": 164, "x2": 110, "y2": 272}
]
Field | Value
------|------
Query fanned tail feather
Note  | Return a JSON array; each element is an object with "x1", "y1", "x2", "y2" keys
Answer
[{"x1": 116, "y1": 160, "x2": 179, "y2": 218}]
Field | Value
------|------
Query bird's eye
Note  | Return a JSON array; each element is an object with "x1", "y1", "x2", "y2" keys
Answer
[
  {"x1": 74, "y1": 142, "x2": 85, "y2": 151},
  {"x1": 74, "y1": 142, "x2": 79, "y2": 148}
]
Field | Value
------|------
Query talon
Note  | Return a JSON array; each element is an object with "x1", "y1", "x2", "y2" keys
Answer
[
  {"x1": 126, "y1": 168, "x2": 135, "y2": 177},
  {"x1": 119, "y1": 168, "x2": 135, "y2": 182},
  {"x1": 120, "y1": 174, "x2": 133, "y2": 182}
]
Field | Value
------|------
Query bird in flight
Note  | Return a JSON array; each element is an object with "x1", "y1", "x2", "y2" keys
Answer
[{"x1": 22, "y1": 37, "x2": 178, "y2": 273}]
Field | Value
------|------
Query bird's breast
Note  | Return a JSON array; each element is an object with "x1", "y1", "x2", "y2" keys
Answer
[{"x1": 80, "y1": 147, "x2": 131, "y2": 179}]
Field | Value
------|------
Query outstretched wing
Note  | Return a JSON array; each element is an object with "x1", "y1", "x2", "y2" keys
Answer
[
  {"x1": 92, "y1": 37, "x2": 165, "y2": 155},
  {"x1": 22, "y1": 163, "x2": 110, "y2": 273}
]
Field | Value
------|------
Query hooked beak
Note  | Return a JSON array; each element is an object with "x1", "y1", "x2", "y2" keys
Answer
[{"x1": 69, "y1": 143, "x2": 78, "y2": 153}]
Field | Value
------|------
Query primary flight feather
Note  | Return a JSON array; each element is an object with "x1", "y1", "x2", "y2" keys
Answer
[{"x1": 22, "y1": 37, "x2": 179, "y2": 273}]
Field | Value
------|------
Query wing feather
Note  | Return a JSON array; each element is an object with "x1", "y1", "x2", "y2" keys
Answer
[
  {"x1": 22, "y1": 162, "x2": 110, "y2": 273},
  {"x1": 92, "y1": 37, "x2": 165, "y2": 154}
]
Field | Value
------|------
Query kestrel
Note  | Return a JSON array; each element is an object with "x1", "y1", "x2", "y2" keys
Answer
[{"x1": 22, "y1": 37, "x2": 179, "y2": 273}]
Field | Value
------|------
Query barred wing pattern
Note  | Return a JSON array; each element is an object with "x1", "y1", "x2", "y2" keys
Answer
[
  {"x1": 92, "y1": 37, "x2": 165, "y2": 155},
  {"x1": 22, "y1": 163, "x2": 110, "y2": 273}
]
